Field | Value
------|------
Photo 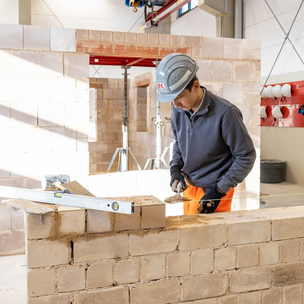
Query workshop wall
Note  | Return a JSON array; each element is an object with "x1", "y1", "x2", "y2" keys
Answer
[{"x1": 25, "y1": 202, "x2": 304, "y2": 304}]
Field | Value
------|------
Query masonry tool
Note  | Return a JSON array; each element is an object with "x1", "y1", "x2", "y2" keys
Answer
[
  {"x1": 42, "y1": 174, "x2": 70, "y2": 191},
  {"x1": 0, "y1": 185, "x2": 134, "y2": 214},
  {"x1": 164, "y1": 180, "x2": 190, "y2": 204}
]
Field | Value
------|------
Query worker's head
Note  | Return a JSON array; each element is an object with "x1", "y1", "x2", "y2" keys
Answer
[{"x1": 155, "y1": 53, "x2": 199, "y2": 103}]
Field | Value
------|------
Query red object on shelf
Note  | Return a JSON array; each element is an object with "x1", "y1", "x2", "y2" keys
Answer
[{"x1": 260, "y1": 80, "x2": 304, "y2": 127}]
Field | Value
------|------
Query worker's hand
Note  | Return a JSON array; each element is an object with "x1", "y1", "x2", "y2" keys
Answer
[
  {"x1": 197, "y1": 186, "x2": 226, "y2": 214},
  {"x1": 170, "y1": 166, "x2": 187, "y2": 193}
]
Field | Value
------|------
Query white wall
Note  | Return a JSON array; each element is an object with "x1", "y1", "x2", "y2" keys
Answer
[
  {"x1": 243, "y1": 0, "x2": 304, "y2": 84},
  {"x1": 243, "y1": 0, "x2": 304, "y2": 186},
  {"x1": 171, "y1": 6, "x2": 216, "y2": 37}
]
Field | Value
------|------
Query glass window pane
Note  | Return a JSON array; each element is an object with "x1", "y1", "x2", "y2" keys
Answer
[{"x1": 191, "y1": 0, "x2": 198, "y2": 9}]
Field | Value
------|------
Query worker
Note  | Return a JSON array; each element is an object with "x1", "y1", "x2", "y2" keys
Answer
[{"x1": 155, "y1": 53, "x2": 256, "y2": 214}]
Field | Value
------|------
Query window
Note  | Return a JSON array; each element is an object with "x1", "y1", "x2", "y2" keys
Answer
[{"x1": 179, "y1": 0, "x2": 198, "y2": 17}]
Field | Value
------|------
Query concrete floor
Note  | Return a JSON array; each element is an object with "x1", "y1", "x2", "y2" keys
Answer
[
  {"x1": 260, "y1": 181, "x2": 304, "y2": 208},
  {"x1": 1, "y1": 182, "x2": 304, "y2": 303},
  {"x1": 0, "y1": 254, "x2": 26, "y2": 304}
]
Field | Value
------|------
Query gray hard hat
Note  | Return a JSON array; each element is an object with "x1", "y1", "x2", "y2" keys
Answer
[{"x1": 155, "y1": 53, "x2": 199, "y2": 102}]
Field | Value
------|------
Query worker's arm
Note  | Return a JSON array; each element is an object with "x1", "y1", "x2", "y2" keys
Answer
[{"x1": 217, "y1": 106, "x2": 256, "y2": 194}]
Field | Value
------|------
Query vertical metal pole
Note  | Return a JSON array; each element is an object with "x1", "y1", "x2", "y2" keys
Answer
[
  {"x1": 121, "y1": 65, "x2": 130, "y2": 172},
  {"x1": 153, "y1": 59, "x2": 161, "y2": 169}
]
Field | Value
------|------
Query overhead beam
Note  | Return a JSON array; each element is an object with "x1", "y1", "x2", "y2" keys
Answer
[
  {"x1": 19, "y1": 0, "x2": 31, "y2": 25},
  {"x1": 199, "y1": 0, "x2": 236, "y2": 38}
]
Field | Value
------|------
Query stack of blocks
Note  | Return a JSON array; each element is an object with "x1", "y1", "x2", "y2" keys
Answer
[{"x1": 26, "y1": 203, "x2": 304, "y2": 304}]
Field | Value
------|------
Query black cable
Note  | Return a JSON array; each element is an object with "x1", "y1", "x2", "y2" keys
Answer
[
  {"x1": 128, "y1": 10, "x2": 145, "y2": 32},
  {"x1": 261, "y1": 0, "x2": 304, "y2": 94}
]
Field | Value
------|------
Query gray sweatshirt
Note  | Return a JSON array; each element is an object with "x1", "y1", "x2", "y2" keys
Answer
[{"x1": 170, "y1": 87, "x2": 256, "y2": 194}]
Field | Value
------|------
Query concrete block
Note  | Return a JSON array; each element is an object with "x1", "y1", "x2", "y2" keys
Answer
[
  {"x1": 87, "y1": 210, "x2": 113, "y2": 233},
  {"x1": 58, "y1": 210, "x2": 85, "y2": 236},
  {"x1": 0, "y1": 153, "x2": 11, "y2": 178},
  {"x1": 0, "y1": 75, "x2": 23, "y2": 102},
  {"x1": 148, "y1": 33, "x2": 158, "y2": 45},
  {"x1": 202, "y1": 37, "x2": 223, "y2": 59},
  {"x1": 230, "y1": 268, "x2": 272, "y2": 293},
  {"x1": 11, "y1": 102, "x2": 38, "y2": 127},
  {"x1": 0, "y1": 205, "x2": 11, "y2": 230},
  {"x1": 28, "y1": 268, "x2": 56, "y2": 297},
  {"x1": 65, "y1": 103, "x2": 89, "y2": 127},
  {"x1": 181, "y1": 35, "x2": 200, "y2": 46},
  {"x1": 24, "y1": 77, "x2": 50, "y2": 102},
  {"x1": 191, "y1": 249, "x2": 213, "y2": 274},
  {"x1": 141, "y1": 254, "x2": 166, "y2": 281},
  {"x1": 170, "y1": 35, "x2": 180, "y2": 45},
  {"x1": 24, "y1": 127, "x2": 52, "y2": 152},
  {"x1": 74, "y1": 234, "x2": 128, "y2": 262},
  {"x1": 181, "y1": 224, "x2": 226, "y2": 251},
  {"x1": 272, "y1": 217, "x2": 304, "y2": 240},
  {"x1": 0, "y1": 230, "x2": 25, "y2": 256},
  {"x1": 27, "y1": 240, "x2": 71, "y2": 268},
  {"x1": 262, "y1": 287, "x2": 282, "y2": 304},
  {"x1": 87, "y1": 261, "x2": 114, "y2": 288},
  {"x1": 215, "y1": 247, "x2": 236, "y2": 271},
  {"x1": 11, "y1": 51, "x2": 37, "y2": 76},
  {"x1": 88, "y1": 30, "x2": 100, "y2": 42},
  {"x1": 133, "y1": 195, "x2": 165, "y2": 229},
  {"x1": 137, "y1": 33, "x2": 148, "y2": 45},
  {"x1": 283, "y1": 284, "x2": 302, "y2": 304},
  {"x1": 228, "y1": 220, "x2": 270, "y2": 245},
  {"x1": 74, "y1": 287, "x2": 129, "y2": 304},
  {"x1": 129, "y1": 230, "x2": 179, "y2": 256},
  {"x1": 38, "y1": 102, "x2": 64, "y2": 127},
  {"x1": 0, "y1": 102, "x2": 10, "y2": 127},
  {"x1": 57, "y1": 266, "x2": 85, "y2": 292},
  {"x1": 197, "y1": 60, "x2": 213, "y2": 82},
  {"x1": 279, "y1": 239, "x2": 300, "y2": 263},
  {"x1": 37, "y1": 52, "x2": 63, "y2": 77},
  {"x1": 218, "y1": 295, "x2": 239, "y2": 304},
  {"x1": 76, "y1": 29, "x2": 89, "y2": 41},
  {"x1": 159, "y1": 34, "x2": 170, "y2": 45},
  {"x1": 0, "y1": 24, "x2": 23, "y2": 49},
  {"x1": 223, "y1": 38, "x2": 243, "y2": 59},
  {"x1": 232, "y1": 61, "x2": 251, "y2": 82},
  {"x1": 28, "y1": 294, "x2": 71, "y2": 304},
  {"x1": 273, "y1": 262, "x2": 304, "y2": 286},
  {"x1": 239, "y1": 291, "x2": 262, "y2": 304},
  {"x1": 182, "y1": 274, "x2": 227, "y2": 301},
  {"x1": 24, "y1": 25, "x2": 50, "y2": 50},
  {"x1": 223, "y1": 83, "x2": 243, "y2": 104},
  {"x1": 212, "y1": 60, "x2": 232, "y2": 82},
  {"x1": 50, "y1": 128, "x2": 77, "y2": 152},
  {"x1": 113, "y1": 31, "x2": 125, "y2": 43},
  {"x1": 11, "y1": 152, "x2": 39, "y2": 179},
  {"x1": 64, "y1": 53, "x2": 89, "y2": 78},
  {"x1": 115, "y1": 258, "x2": 140, "y2": 284},
  {"x1": 125, "y1": 32, "x2": 137, "y2": 45},
  {"x1": 237, "y1": 244, "x2": 258, "y2": 268},
  {"x1": 114, "y1": 205, "x2": 141, "y2": 232},
  {"x1": 25, "y1": 212, "x2": 56, "y2": 240},
  {"x1": 130, "y1": 279, "x2": 180, "y2": 304},
  {"x1": 50, "y1": 77, "x2": 76, "y2": 102},
  {"x1": 100, "y1": 31, "x2": 112, "y2": 43},
  {"x1": 0, "y1": 50, "x2": 11, "y2": 75},
  {"x1": 167, "y1": 252, "x2": 190, "y2": 277},
  {"x1": 51, "y1": 28, "x2": 76, "y2": 52}
]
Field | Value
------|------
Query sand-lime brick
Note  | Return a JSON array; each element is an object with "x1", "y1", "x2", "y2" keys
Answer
[{"x1": 23, "y1": 204, "x2": 304, "y2": 303}]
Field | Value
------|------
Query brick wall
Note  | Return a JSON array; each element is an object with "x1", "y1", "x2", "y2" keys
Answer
[
  {"x1": 25, "y1": 201, "x2": 304, "y2": 304},
  {"x1": 0, "y1": 24, "x2": 90, "y2": 255},
  {"x1": 76, "y1": 30, "x2": 261, "y2": 189}
]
